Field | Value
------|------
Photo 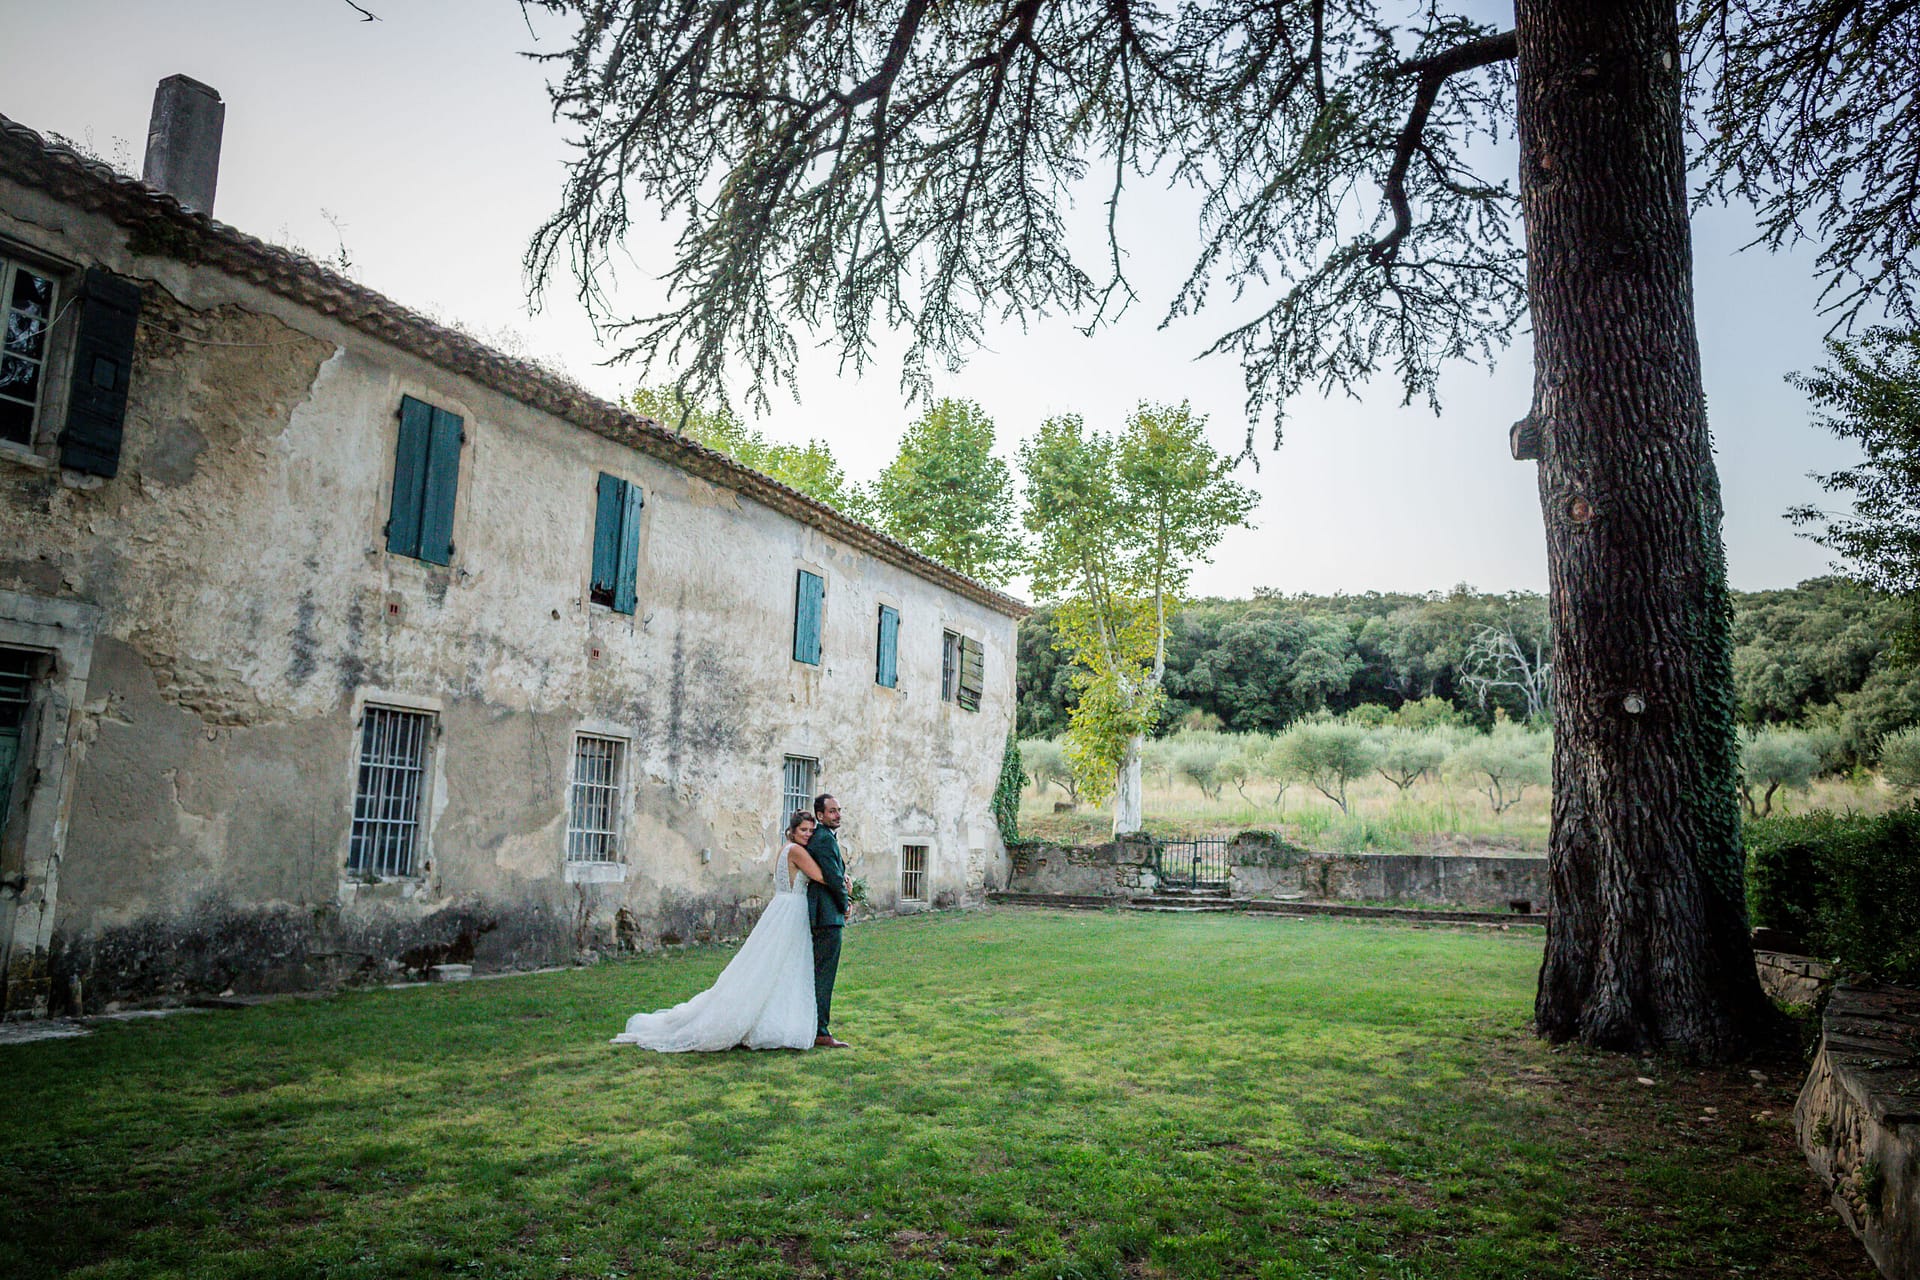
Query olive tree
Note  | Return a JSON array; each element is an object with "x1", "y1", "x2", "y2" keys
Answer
[
  {"x1": 1275, "y1": 721, "x2": 1380, "y2": 816},
  {"x1": 1736, "y1": 726, "x2": 1821, "y2": 818}
]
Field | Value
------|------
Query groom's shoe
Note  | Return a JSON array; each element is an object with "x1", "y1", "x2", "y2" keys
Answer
[{"x1": 814, "y1": 1034, "x2": 850, "y2": 1049}]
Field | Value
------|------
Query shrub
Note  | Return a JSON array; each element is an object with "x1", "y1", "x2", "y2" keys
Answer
[
  {"x1": 1745, "y1": 806, "x2": 1920, "y2": 984},
  {"x1": 1880, "y1": 725, "x2": 1920, "y2": 792},
  {"x1": 1275, "y1": 721, "x2": 1379, "y2": 814},
  {"x1": 1738, "y1": 727, "x2": 1821, "y2": 817},
  {"x1": 1342, "y1": 704, "x2": 1392, "y2": 729},
  {"x1": 1393, "y1": 696, "x2": 1468, "y2": 730}
]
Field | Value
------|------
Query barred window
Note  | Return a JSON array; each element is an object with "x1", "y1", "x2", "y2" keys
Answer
[
  {"x1": 783, "y1": 755, "x2": 818, "y2": 821},
  {"x1": 900, "y1": 844, "x2": 928, "y2": 904},
  {"x1": 568, "y1": 734, "x2": 627, "y2": 863},
  {"x1": 348, "y1": 706, "x2": 434, "y2": 877}
]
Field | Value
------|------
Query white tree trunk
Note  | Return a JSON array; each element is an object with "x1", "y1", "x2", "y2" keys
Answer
[{"x1": 1112, "y1": 735, "x2": 1144, "y2": 835}]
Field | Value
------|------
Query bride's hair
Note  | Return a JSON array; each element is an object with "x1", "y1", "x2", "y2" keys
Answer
[{"x1": 785, "y1": 809, "x2": 815, "y2": 839}]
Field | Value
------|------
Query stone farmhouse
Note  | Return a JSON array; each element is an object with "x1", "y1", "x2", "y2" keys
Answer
[{"x1": 0, "y1": 79, "x2": 1024, "y2": 1018}]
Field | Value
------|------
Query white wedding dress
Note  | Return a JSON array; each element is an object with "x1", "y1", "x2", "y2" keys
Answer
[{"x1": 611, "y1": 848, "x2": 817, "y2": 1051}]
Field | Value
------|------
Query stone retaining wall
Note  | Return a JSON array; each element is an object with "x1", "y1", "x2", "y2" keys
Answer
[
  {"x1": 1795, "y1": 984, "x2": 1920, "y2": 1280},
  {"x1": 1005, "y1": 834, "x2": 1549, "y2": 913}
]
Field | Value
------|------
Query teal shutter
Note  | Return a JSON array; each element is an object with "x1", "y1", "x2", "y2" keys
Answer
[
  {"x1": 590, "y1": 473, "x2": 622, "y2": 603},
  {"x1": 386, "y1": 396, "x2": 433, "y2": 557},
  {"x1": 416, "y1": 406, "x2": 464, "y2": 565},
  {"x1": 614, "y1": 481, "x2": 644, "y2": 615},
  {"x1": 793, "y1": 571, "x2": 823, "y2": 664},
  {"x1": 876, "y1": 605, "x2": 899, "y2": 688}
]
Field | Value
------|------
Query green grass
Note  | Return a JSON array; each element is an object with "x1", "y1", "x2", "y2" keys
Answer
[{"x1": 0, "y1": 911, "x2": 1867, "y2": 1279}]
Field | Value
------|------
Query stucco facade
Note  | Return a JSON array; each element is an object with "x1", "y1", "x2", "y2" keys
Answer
[{"x1": 0, "y1": 117, "x2": 1023, "y2": 1016}]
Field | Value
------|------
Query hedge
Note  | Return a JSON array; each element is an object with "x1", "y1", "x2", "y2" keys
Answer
[{"x1": 1745, "y1": 805, "x2": 1920, "y2": 986}]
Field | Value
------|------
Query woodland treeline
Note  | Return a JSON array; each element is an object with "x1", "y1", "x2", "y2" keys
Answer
[{"x1": 1017, "y1": 579, "x2": 1920, "y2": 767}]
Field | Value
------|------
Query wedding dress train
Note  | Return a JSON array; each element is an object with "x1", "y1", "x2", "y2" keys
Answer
[{"x1": 611, "y1": 851, "x2": 816, "y2": 1051}]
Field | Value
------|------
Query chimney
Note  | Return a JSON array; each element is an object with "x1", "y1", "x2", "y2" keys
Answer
[{"x1": 142, "y1": 75, "x2": 224, "y2": 215}]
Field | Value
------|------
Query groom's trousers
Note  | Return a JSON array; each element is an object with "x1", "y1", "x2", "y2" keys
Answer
[{"x1": 811, "y1": 924, "x2": 842, "y2": 1036}]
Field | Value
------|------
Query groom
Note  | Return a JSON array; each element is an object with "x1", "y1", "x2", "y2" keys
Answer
[{"x1": 807, "y1": 793, "x2": 852, "y2": 1048}]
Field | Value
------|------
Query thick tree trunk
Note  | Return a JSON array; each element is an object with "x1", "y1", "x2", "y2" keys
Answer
[
  {"x1": 1518, "y1": 0, "x2": 1773, "y2": 1057},
  {"x1": 1112, "y1": 735, "x2": 1144, "y2": 835}
]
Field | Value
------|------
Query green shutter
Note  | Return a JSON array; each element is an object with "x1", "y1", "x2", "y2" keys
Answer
[
  {"x1": 958, "y1": 635, "x2": 985, "y2": 711},
  {"x1": 590, "y1": 473, "x2": 622, "y2": 603},
  {"x1": 876, "y1": 605, "x2": 899, "y2": 688},
  {"x1": 416, "y1": 406, "x2": 464, "y2": 565},
  {"x1": 386, "y1": 395, "x2": 433, "y2": 557},
  {"x1": 793, "y1": 571, "x2": 823, "y2": 665},
  {"x1": 614, "y1": 482, "x2": 644, "y2": 615}
]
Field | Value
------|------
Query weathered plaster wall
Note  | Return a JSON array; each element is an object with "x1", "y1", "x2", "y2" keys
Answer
[{"x1": 0, "y1": 183, "x2": 1019, "y2": 1009}]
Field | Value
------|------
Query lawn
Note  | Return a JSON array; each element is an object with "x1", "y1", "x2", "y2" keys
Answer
[{"x1": 1, "y1": 910, "x2": 1868, "y2": 1280}]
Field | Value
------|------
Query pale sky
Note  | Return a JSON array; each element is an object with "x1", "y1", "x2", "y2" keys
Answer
[{"x1": 3, "y1": 1, "x2": 1869, "y2": 598}]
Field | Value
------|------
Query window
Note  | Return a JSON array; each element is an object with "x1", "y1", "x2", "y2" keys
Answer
[
  {"x1": 386, "y1": 395, "x2": 464, "y2": 565},
  {"x1": 0, "y1": 648, "x2": 39, "y2": 844},
  {"x1": 590, "y1": 473, "x2": 645, "y2": 613},
  {"x1": 900, "y1": 844, "x2": 928, "y2": 904},
  {"x1": 793, "y1": 570, "x2": 824, "y2": 665},
  {"x1": 941, "y1": 632, "x2": 984, "y2": 711},
  {"x1": 940, "y1": 630, "x2": 960, "y2": 702},
  {"x1": 782, "y1": 755, "x2": 818, "y2": 821},
  {"x1": 348, "y1": 706, "x2": 434, "y2": 877},
  {"x1": 875, "y1": 605, "x2": 899, "y2": 688},
  {"x1": 567, "y1": 734, "x2": 627, "y2": 863},
  {"x1": 0, "y1": 258, "x2": 57, "y2": 448}
]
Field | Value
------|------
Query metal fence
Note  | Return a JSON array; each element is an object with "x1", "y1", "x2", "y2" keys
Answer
[{"x1": 1156, "y1": 836, "x2": 1231, "y2": 889}]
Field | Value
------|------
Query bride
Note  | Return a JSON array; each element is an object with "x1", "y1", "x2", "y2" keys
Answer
[{"x1": 611, "y1": 809, "x2": 830, "y2": 1052}]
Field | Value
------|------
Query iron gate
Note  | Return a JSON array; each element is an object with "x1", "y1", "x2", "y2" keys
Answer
[{"x1": 1155, "y1": 836, "x2": 1230, "y2": 889}]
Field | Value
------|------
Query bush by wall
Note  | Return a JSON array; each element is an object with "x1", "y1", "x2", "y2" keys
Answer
[{"x1": 1745, "y1": 805, "x2": 1920, "y2": 985}]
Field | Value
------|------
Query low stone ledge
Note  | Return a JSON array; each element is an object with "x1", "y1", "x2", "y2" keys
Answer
[
  {"x1": 1242, "y1": 900, "x2": 1547, "y2": 927},
  {"x1": 1756, "y1": 949, "x2": 1835, "y2": 1008},
  {"x1": 1795, "y1": 983, "x2": 1920, "y2": 1280},
  {"x1": 988, "y1": 892, "x2": 1117, "y2": 911}
]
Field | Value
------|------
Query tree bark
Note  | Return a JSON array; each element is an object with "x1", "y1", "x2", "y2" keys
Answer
[
  {"x1": 1112, "y1": 735, "x2": 1144, "y2": 835},
  {"x1": 1519, "y1": 0, "x2": 1774, "y2": 1057}
]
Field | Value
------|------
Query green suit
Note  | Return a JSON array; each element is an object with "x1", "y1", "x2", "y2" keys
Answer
[
  {"x1": 806, "y1": 824, "x2": 849, "y2": 1036},
  {"x1": 806, "y1": 825, "x2": 849, "y2": 927}
]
